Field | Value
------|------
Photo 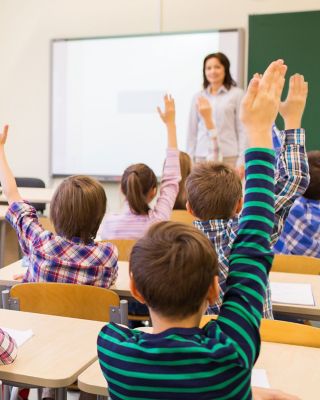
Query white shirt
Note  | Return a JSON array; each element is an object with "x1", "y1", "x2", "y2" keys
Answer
[{"x1": 186, "y1": 85, "x2": 247, "y2": 164}]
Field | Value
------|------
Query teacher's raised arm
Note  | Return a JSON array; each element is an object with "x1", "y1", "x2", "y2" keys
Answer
[{"x1": 186, "y1": 52, "x2": 246, "y2": 175}]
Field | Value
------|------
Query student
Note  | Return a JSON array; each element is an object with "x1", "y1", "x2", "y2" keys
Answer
[
  {"x1": 275, "y1": 150, "x2": 320, "y2": 256},
  {"x1": 0, "y1": 328, "x2": 17, "y2": 365},
  {"x1": 97, "y1": 60, "x2": 300, "y2": 400},
  {"x1": 99, "y1": 94, "x2": 181, "y2": 240},
  {"x1": 173, "y1": 151, "x2": 192, "y2": 210},
  {"x1": 186, "y1": 73, "x2": 309, "y2": 318},
  {"x1": 0, "y1": 125, "x2": 118, "y2": 287}
]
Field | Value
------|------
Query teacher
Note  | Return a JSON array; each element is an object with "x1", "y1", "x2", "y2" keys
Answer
[{"x1": 186, "y1": 52, "x2": 246, "y2": 172}]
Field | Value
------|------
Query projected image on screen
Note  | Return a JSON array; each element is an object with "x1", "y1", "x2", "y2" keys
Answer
[{"x1": 51, "y1": 30, "x2": 243, "y2": 179}]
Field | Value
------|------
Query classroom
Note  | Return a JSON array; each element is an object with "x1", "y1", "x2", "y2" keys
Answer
[{"x1": 1, "y1": 1, "x2": 320, "y2": 400}]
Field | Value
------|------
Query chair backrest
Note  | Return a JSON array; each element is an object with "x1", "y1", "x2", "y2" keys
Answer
[
  {"x1": 105, "y1": 239, "x2": 136, "y2": 261},
  {"x1": 15, "y1": 177, "x2": 46, "y2": 213},
  {"x1": 10, "y1": 283, "x2": 120, "y2": 322},
  {"x1": 272, "y1": 254, "x2": 320, "y2": 275},
  {"x1": 200, "y1": 316, "x2": 320, "y2": 348},
  {"x1": 170, "y1": 210, "x2": 194, "y2": 225}
]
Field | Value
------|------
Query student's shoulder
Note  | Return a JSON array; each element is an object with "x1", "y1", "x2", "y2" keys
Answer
[{"x1": 98, "y1": 323, "x2": 141, "y2": 345}]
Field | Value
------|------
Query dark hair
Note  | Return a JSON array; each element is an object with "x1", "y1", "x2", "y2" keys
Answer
[
  {"x1": 185, "y1": 162, "x2": 242, "y2": 220},
  {"x1": 130, "y1": 221, "x2": 218, "y2": 318},
  {"x1": 121, "y1": 163, "x2": 157, "y2": 215},
  {"x1": 203, "y1": 52, "x2": 236, "y2": 90},
  {"x1": 50, "y1": 175, "x2": 107, "y2": 244},
  {"x1": 303, "y1": 151, "x2": 320, "y2": 200},
  {"x1": 173, "y1": 152, "x2": 192, "y2": 210}
]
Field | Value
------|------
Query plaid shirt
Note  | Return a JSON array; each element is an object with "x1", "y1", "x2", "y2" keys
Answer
[
  {"x1": 274, "y1": 196, "x2": 320, "y2": 257},
  {"x1": 0, "y1": 328, "x2": 17, "y2": 365},
  {"x1": 6, "y1": 202, "x2": 118, "y2": 287},
  {"x1": 194, "y1": 127, "x2": 309, "y2": 318}
]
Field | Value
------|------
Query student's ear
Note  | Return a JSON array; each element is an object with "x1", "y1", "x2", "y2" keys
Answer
[
  {"x1": 130, "y1": 274, "x2": 146, "y2": 304},
  {"x1": 207, "y1": 276, "x2": 219, "y2": 305},
  {"x1": 186, "y1": 201, "x2": 195, "y2": 216},
  {"x1": 235, "y1": 197, "x2": 244, "y2": 214}
]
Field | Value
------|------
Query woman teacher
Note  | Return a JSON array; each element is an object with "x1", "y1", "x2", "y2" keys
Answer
[{"x1": 186, "y1": 52, "x2": 246, "y2": 173}]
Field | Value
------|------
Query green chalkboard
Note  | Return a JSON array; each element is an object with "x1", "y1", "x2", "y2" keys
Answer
[{"x1": 248, "y1": 10, "x2": 320, "y2": 150}]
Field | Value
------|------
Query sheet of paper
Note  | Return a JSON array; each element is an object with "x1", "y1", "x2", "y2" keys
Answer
[
  {"x1": 271, "y1": 282, "x2": 315, "y2": 306},
  {"x1": 0, "y1": 327, "x2": 34, "y2": 347},
  {"x1": 251, "y1": 369, "x2": 270, "y2": 388}
]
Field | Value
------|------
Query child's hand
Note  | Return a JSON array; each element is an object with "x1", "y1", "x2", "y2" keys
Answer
[
  {"x1": 252, "y1": 387, "x2": 301, "y2": 400},
  {"x1": 197, "y1": 97, "x2": 215, "y2": 130},
  {"x1": 279, "y1": 74, "x2": 308, "y2": 129},
  {"x1": 240, "y1": 60, "x2": 287, "y2": 148},
  {"x1": 157, "y1": 94, "x2": 175, "y2": 125},
  {"x1": 0, "y1": 125, "x2": 9, "y2": 146},
  {"x1": 13, "y1": 273, "x2": 25, "y2": 281}
]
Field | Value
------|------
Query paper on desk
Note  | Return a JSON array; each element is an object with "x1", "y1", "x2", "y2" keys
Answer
[
  {"x1": 1, "y1": 327, "x2": 34, "y2": 347},
  {"x1": 271, "y1": 282, "x2": 315, "y2": 306},
  {"x1": 251, "y1": 369, "x2": 270, "y2": 388}
]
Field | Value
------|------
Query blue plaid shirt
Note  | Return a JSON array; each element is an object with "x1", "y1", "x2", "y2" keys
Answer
[
  {"x1": 194, "y1": 127, "x2": 309, "y2": 318},
  {"x1": 274, "y1": 196, "x2": 320, "y2": 257}
]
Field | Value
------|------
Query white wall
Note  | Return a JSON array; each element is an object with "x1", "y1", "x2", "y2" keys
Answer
[{"x1": 0, "y1": 0, "x2": 319, "y2": 211}]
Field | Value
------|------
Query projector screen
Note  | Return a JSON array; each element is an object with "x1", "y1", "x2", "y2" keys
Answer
[{"x1": 51, "y1": 30, "x2": 244, "y2": 180}]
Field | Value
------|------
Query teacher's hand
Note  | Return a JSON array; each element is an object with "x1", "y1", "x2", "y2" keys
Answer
[{"x1": 197, "y1": 97, "x2": 215, "y2": 130}]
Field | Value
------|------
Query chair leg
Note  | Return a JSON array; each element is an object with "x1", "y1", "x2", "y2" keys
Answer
[{"x1": 37, "y1": 388, "x2": 43, "y2": 400}]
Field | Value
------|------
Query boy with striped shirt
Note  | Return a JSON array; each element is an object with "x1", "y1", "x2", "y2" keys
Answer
[{"x1": 97, "y1": 60, "x2": 298, "y2": 400}]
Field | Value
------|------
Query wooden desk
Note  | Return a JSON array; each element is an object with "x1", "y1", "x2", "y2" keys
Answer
[
  {"x1": 0, "y1": 188, "x2": 54, "y2": 204},
  {"x1": 2, "y1": 261, "x2": 320, "y2": 321},
  {"x1": 78, "y1": 341, "x2": 320, "y2": 400},
  {"x1": 0, "y1": 309, "x2": 104, "y2": 400}
]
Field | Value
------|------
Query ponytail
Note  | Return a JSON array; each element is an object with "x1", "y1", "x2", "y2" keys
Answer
[{"x1": 121, "y1": 163, "x2": 157, "y2": 215}]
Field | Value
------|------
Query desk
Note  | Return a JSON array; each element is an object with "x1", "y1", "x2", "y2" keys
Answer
[
  {"x1": 0, "y1": 188, "x2": 54, "y2": 204},
  {"x1": 2, "y1": 261, "x2": 320, "y2": 321},
  {"x1": 0, "y1": 309, "x2": 104, "y2": 400},
  {"x1": 78, "y1": 341, "x2": 320, "y2": 400}
]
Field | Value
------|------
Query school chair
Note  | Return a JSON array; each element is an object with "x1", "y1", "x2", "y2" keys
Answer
[
  {"x1": 200, "y1": 316, "x2": 320, "y2": 348},
  {"x1": 4, "y1": 283, "x2": 127, "y2": 400},
  {"x1": 15, "y1": 177, "x2": 46, "y2": 214},
  {"x1": 170, "y1": 210, "x2": 194, "y2": 225},
  {"x1": 103, "y1": 239, "x2": 136, "y2": 262},
  {"x1": 272, "y1": 254, "x2": 320, "y2": 275}
]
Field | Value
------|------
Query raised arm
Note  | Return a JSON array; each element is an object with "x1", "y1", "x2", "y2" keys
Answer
[
  {"x1": 0, "y1": 125, "x2": 22, "y2": 204},
  {"x1": 272, "y1": 74, "x2": 309, "y2": 244},
  {"x1": 216, "y1": 60, "x2": 286, "y2": 368},
  {"x1": 151, "y1": 95, "x2": 180, "y2": 220}
]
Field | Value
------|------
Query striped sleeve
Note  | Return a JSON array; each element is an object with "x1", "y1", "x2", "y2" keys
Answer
[
  {"x1": 217, "y1": 148, "x2": 275, "y2": 368},
  {"x1": 0, "y1": 329, "x2": 17, "y2": 365}
]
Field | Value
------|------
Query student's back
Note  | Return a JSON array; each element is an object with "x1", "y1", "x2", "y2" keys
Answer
[
  {"x1": 0, "y1": 134, "x2": 118, "y2": 287},
  {"x1": 99, "y1": 95, "x2": 181, "y2": 240}
]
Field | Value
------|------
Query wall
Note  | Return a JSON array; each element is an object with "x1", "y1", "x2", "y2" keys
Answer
[{"x1": 0, "y1": 0, "x2": 319, "y2": 211}]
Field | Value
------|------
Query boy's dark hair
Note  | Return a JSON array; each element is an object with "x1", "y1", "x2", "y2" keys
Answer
[
  {"x1": 121, "y1": 163, "x2": 157, "y2": 215},
  {"x1": 50, "y1": 175, "x2": 106, "y2": 244},
  {"x1": 173, "y1": 151, "x2": 192, "y2": 210},
  {"x1": 130, "y1": 221, "x2": 218, "y2": 318},
  {"x1": 203, "y1": 52, "x2": 237, "y2": 90},
  {"x1": 185, "y1": 162, "x2": 242, "y2": 220},
  {"x1": 304, "y1": 151, "x2": 320, "y2": 200}
]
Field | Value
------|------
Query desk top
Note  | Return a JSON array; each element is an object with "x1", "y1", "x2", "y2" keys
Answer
[
  {"x1": 2, "y1": 261, "x2": 320, "y2": 320},
  {"x1": 0, "y1": 188, "x2": 54, "y2": 204},
  {"x1": 78, "y1": 341, "x2": 320, "y2": 399},
  {"x1": 0, "y1": 309, "x2": 104, "y2": 388}
]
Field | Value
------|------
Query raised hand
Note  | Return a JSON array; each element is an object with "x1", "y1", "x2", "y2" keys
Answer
[
  {"x1": 157, "y1": 94, "x2": 175, "y2": 125},
  {"x1": 197, "y1": 96, "x2": 215, "y2": 130},
  {"x1": 240, "y1": 59, "x2": 287, "y2": 148},
  {"x1": 0, "y1": 125, "x2": 9, "y2": 146},
  {"x1": 279, "y1": 74, "x2": 308, "y2": 129}
]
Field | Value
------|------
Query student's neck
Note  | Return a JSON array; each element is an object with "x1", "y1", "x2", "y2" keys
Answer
[
  {"x1": 149, "y1": 310, "x2": 202, "y2": 334},
  {"x1": 209, "y1": 83, "x2": 223, "y2": 95}
]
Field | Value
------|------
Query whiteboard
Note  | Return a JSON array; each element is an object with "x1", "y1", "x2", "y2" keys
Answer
[{"x1": 51, "y1": 30, "x2": 244, "y2": 180}]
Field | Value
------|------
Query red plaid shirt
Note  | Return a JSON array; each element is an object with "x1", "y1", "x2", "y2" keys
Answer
[
  {"x1": 0, "y1": 328, "x2": 17, "y2": 365},
  {"x1": 6, "y1": 202, "x2": 118, "y2": 287}
]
